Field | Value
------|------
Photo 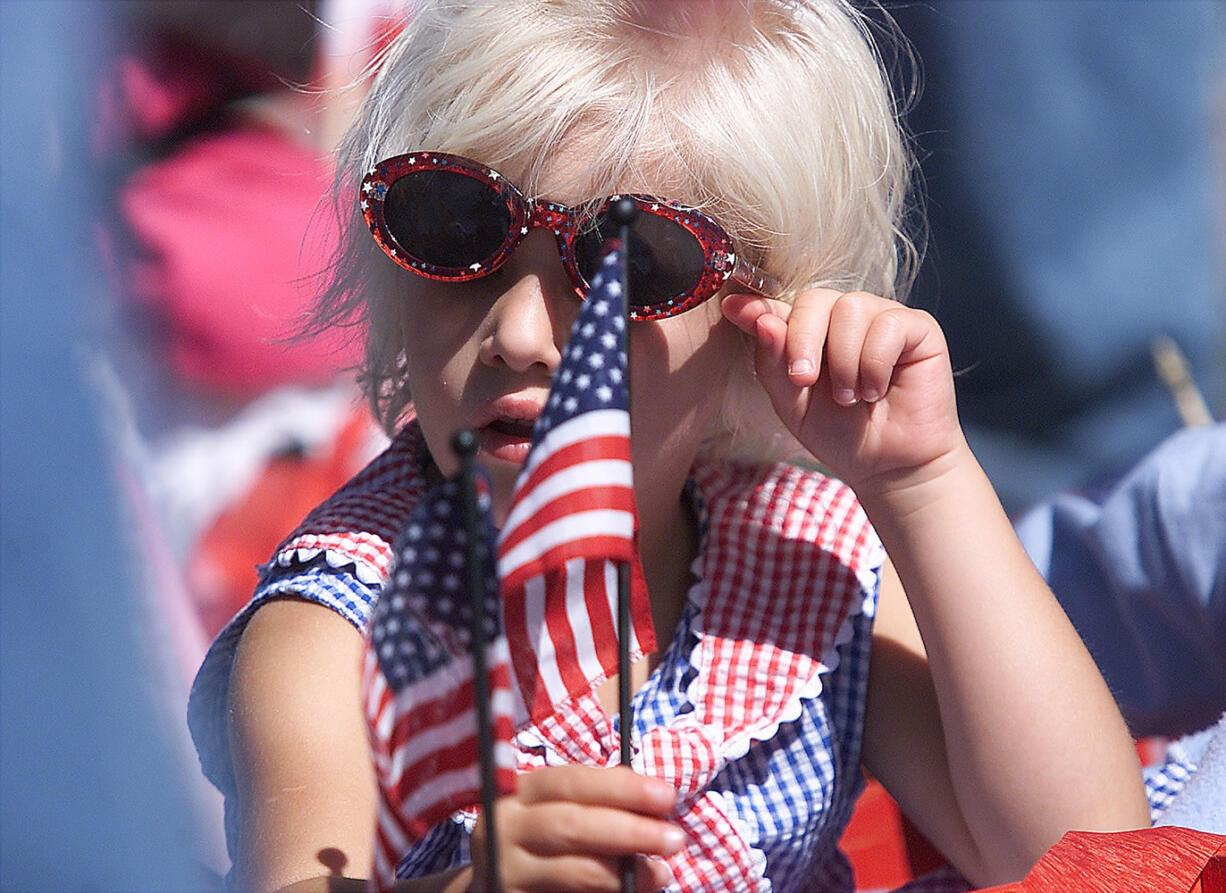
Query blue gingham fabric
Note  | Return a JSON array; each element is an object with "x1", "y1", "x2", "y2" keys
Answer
[{"x1": 1145, "y1": 742, "x2": 1201, "y2": 820}]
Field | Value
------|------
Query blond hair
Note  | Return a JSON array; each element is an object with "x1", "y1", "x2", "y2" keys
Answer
[{"x1": 311, "y1": 0, "x2": 920, "y2": 460}]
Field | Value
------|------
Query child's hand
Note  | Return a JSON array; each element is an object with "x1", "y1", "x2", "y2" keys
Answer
[
  {"x1": 469, "y1": 765, "x2": 681, "y2": 892},
  {"x1": 722, "y1": 289, "x2": 964, "y2": 495}
]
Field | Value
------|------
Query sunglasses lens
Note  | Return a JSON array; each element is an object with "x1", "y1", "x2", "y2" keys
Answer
[
  {"x1": 383, "y1": 169, "x2": 511, "y2": 270},
  {"x1": 576, "y1": 209, "x2": 706, "y2": 309}
]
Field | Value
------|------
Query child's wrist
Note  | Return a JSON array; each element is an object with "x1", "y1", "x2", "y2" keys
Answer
[{"x1": 847, "y1": 438, "x2": 980, "y2": 522}]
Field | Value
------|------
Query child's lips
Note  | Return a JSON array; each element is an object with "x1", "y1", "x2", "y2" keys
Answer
[
  {"x1": 478, "y1": 418, "x2": 536, "y2": 463},
  {"x1": 486, "y1": 417, "x2": 536, "y2": 438},
  {"x1": 474, "y1": 396, "x2": 543, "y2": 464}
]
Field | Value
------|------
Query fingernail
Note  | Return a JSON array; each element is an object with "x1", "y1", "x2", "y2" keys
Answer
[
  {"x1": 861, "y1": 388, "x2": 880, "y2": 403},
  {"x1": 647, "y1": 778, "x2": 678, "y2": 806},
  {"x1": 648, "y1": 854, "x2": 676, "y2": 884},
  {"x1": 788, "y1": 358, "x2": 814, "y2": 377},
  {"x1": 834, "y1": 388, "x2": 858, "y2": 406},
  {"x1": 662, "y1": 825, "x2": 686, "y2": 851}
]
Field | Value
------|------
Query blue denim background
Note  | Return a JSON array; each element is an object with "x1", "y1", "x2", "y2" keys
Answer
[
  {"x1": 894, "y1": 1, "x2": 1224, "y2": 513},
  {"x1": 0, "y1": 4, "x2": 215, "y2": 889}
]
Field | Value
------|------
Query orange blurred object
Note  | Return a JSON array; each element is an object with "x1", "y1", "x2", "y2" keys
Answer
[
  {"x1": 840, "y1": 775, "x2": 947, "y2": 890},
  {"x1": 188, "y1": 409, "x2": 381, "y2": 637}
]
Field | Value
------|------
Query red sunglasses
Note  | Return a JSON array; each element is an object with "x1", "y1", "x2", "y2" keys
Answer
[{"x1": 360, "y1": 151, "x2": 779, "y2": 321}]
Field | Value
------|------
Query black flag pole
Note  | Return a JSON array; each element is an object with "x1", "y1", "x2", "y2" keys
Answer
[
  {"x1": 608, "y1": 197, "x2": 638, "y2": 893},
  {"x1": 452, "y1": 429, "x2": 502, "y2": 893}
]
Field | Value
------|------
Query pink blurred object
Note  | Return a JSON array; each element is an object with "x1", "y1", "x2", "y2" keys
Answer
[{"x1": 114, "y1": 124, "x2": 359, "y2": 395}]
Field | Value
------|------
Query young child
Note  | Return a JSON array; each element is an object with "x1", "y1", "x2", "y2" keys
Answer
[{"x1": 188, "y1": 2, "x2": 1150, "y2": 890}]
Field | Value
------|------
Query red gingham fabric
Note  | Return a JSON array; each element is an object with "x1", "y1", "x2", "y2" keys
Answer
[{"x1": 510, "y1": 461, "x2": 881, "y2": 891}]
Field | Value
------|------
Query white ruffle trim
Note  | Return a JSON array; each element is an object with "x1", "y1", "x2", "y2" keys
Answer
[
  {"x1": 682, "y1": 538, "x2": 883, "y2": 767},
  {"x1": 272, "y1": 544, "x2": 387, "y2": 586}
]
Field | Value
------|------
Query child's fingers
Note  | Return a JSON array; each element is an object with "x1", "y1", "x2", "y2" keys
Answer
[
  {"x1": 824, "y1": 291, "x2": 881, "y2": 406},
  {"x1": 722, "y1": 289, "x2": 843, "y2": 386},
  {"x1": 517, "y1": 764, "x2": 677, "y2": 815},
  {"x1": 857, "y1": 304, "x2": 912, "y2": 403},
  {"x1": 720, "y1": 293, "x2": 793, "y2": 336},
  {"x1": 641, "y1": 855, "x2": 675, "y2": 891},
  {"x1": 514, "y1": 801, "x2": 684, "y2": 858},
  {"x1": 750, "y1": 310, "x2": 812, "y2": 428},
  {"x1": 499, "y1": 851, "x2": 671, "y2": 892},
  {"x1": 781, "y1": 288, "x2": 842, "y2": 385},
  {"x1": 855, "y1": 302, "x2": 947, "y2": 404}
]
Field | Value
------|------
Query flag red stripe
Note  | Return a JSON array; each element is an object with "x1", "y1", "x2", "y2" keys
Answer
[
  {"x1": 585, "y1": 561, "x2": 620, "y2": 683},
  {"x1": 499, "y1": 484, "x2": 635, "y2": 555},
  {"x1": 516, "y1": 434, "x2": 631, "y2": 498},
  {"x1": 541, "y1": 567, "x2": 591, "y2": 701},
  {"x1": 383, "y1": 674, "x2": 514, "y2": 784},
  {"x1": 371, "y1": 785, "x2": 414, "y2": 892},
  {"x1": 386, "y1": 734, "x2": 482, "y2": 805},
  {"x1": 383, "y1": 677, "x2": 477, "y2": 762},
  {"x1": 502, "y1": 535, "x2": 638, "y2": 591},
  {"x1": 500, "y1": 579, "x2": 534, "y2": 714}
]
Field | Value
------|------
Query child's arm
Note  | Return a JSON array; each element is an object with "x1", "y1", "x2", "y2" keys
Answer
[
  {"x1": 227, "y1": 599, "x2": 381, "y2": 891},
  {"x1": 722, "y1": 289, "x2": 1150, "y2": 886},
  {"x1": 228, "y1": 600, "x2": 680, "y2": 892}
]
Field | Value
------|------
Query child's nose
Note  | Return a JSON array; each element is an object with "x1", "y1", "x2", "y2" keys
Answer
[{"x1": 479, "y1": 229, "x2": 576, "y2": 374}]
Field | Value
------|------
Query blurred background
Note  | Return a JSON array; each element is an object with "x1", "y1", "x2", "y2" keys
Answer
[
  {"x1": 1, "y1": 1, "x2": 1222, "y2": 890},
  {"x1": 892, "y1": 0, "x2": 1224, "y2": 513}
]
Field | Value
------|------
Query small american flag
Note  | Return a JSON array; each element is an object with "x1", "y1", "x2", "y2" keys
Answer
[
  {"x1": 498, "y1": 241, "x2": 655, "y2": 724},
  {"x1": 360, "y1": 472, "x2": 516, "y2": 891}
]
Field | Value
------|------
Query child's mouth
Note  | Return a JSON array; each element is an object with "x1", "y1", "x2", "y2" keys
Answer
[{"x1": 479, "y1": 416, "x2": 537, "y2": 463}]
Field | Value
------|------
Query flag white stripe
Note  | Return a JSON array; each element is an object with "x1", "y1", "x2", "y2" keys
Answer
[
  {"x1": 371, "y1": 843, "x2": 397, "y2": 891},
  {"x1": 501, "y1": 459, "x2": 632, "y2": 535},
  {"x1": 491, "y1": 739, "x2": 518, "y2": 769},
  {"x1": 371, "y1": 658, "x2": 471, "y2": 741},
  {"x1": 376, "y1": 807, "x2": 409, "y2": 863},
  {"x1": 602, "y1": 559, "x2": 647, "y2": 655},
  {"x1": 516, "y1": 409, "x2": 629, "y2": 483},
  {"x1": 565, "y1": 557, "x2": 606, "y2": 685},
  {"x1": 401, "y1": 764, "x2": 481, "y2": 819},
  {"x1": 523, "y1": 574, "x2": 570, "y2": 709},
  {"x1": 363, "y1": 659, "x2": 388, "y2": 728},
  {"x1": 499, "y1": 508, "x2": 634, "y2": 579}
]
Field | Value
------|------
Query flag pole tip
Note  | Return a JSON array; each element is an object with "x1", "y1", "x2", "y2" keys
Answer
[
  {"x1": 609, "y1": 197, "x2": 638, "y2": 227},
  {"x1": 451, "y1": 428, "x2": 478, "y2": 457}
]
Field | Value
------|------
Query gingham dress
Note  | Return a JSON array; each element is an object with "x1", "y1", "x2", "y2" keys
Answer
[{"x1": 189, "y1": 421, "x2": 886, "y2": 892}]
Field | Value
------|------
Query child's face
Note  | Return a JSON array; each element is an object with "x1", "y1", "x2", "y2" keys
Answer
[{"x1": 396, "y1": 155, "x2": 743, "y2": 526}]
